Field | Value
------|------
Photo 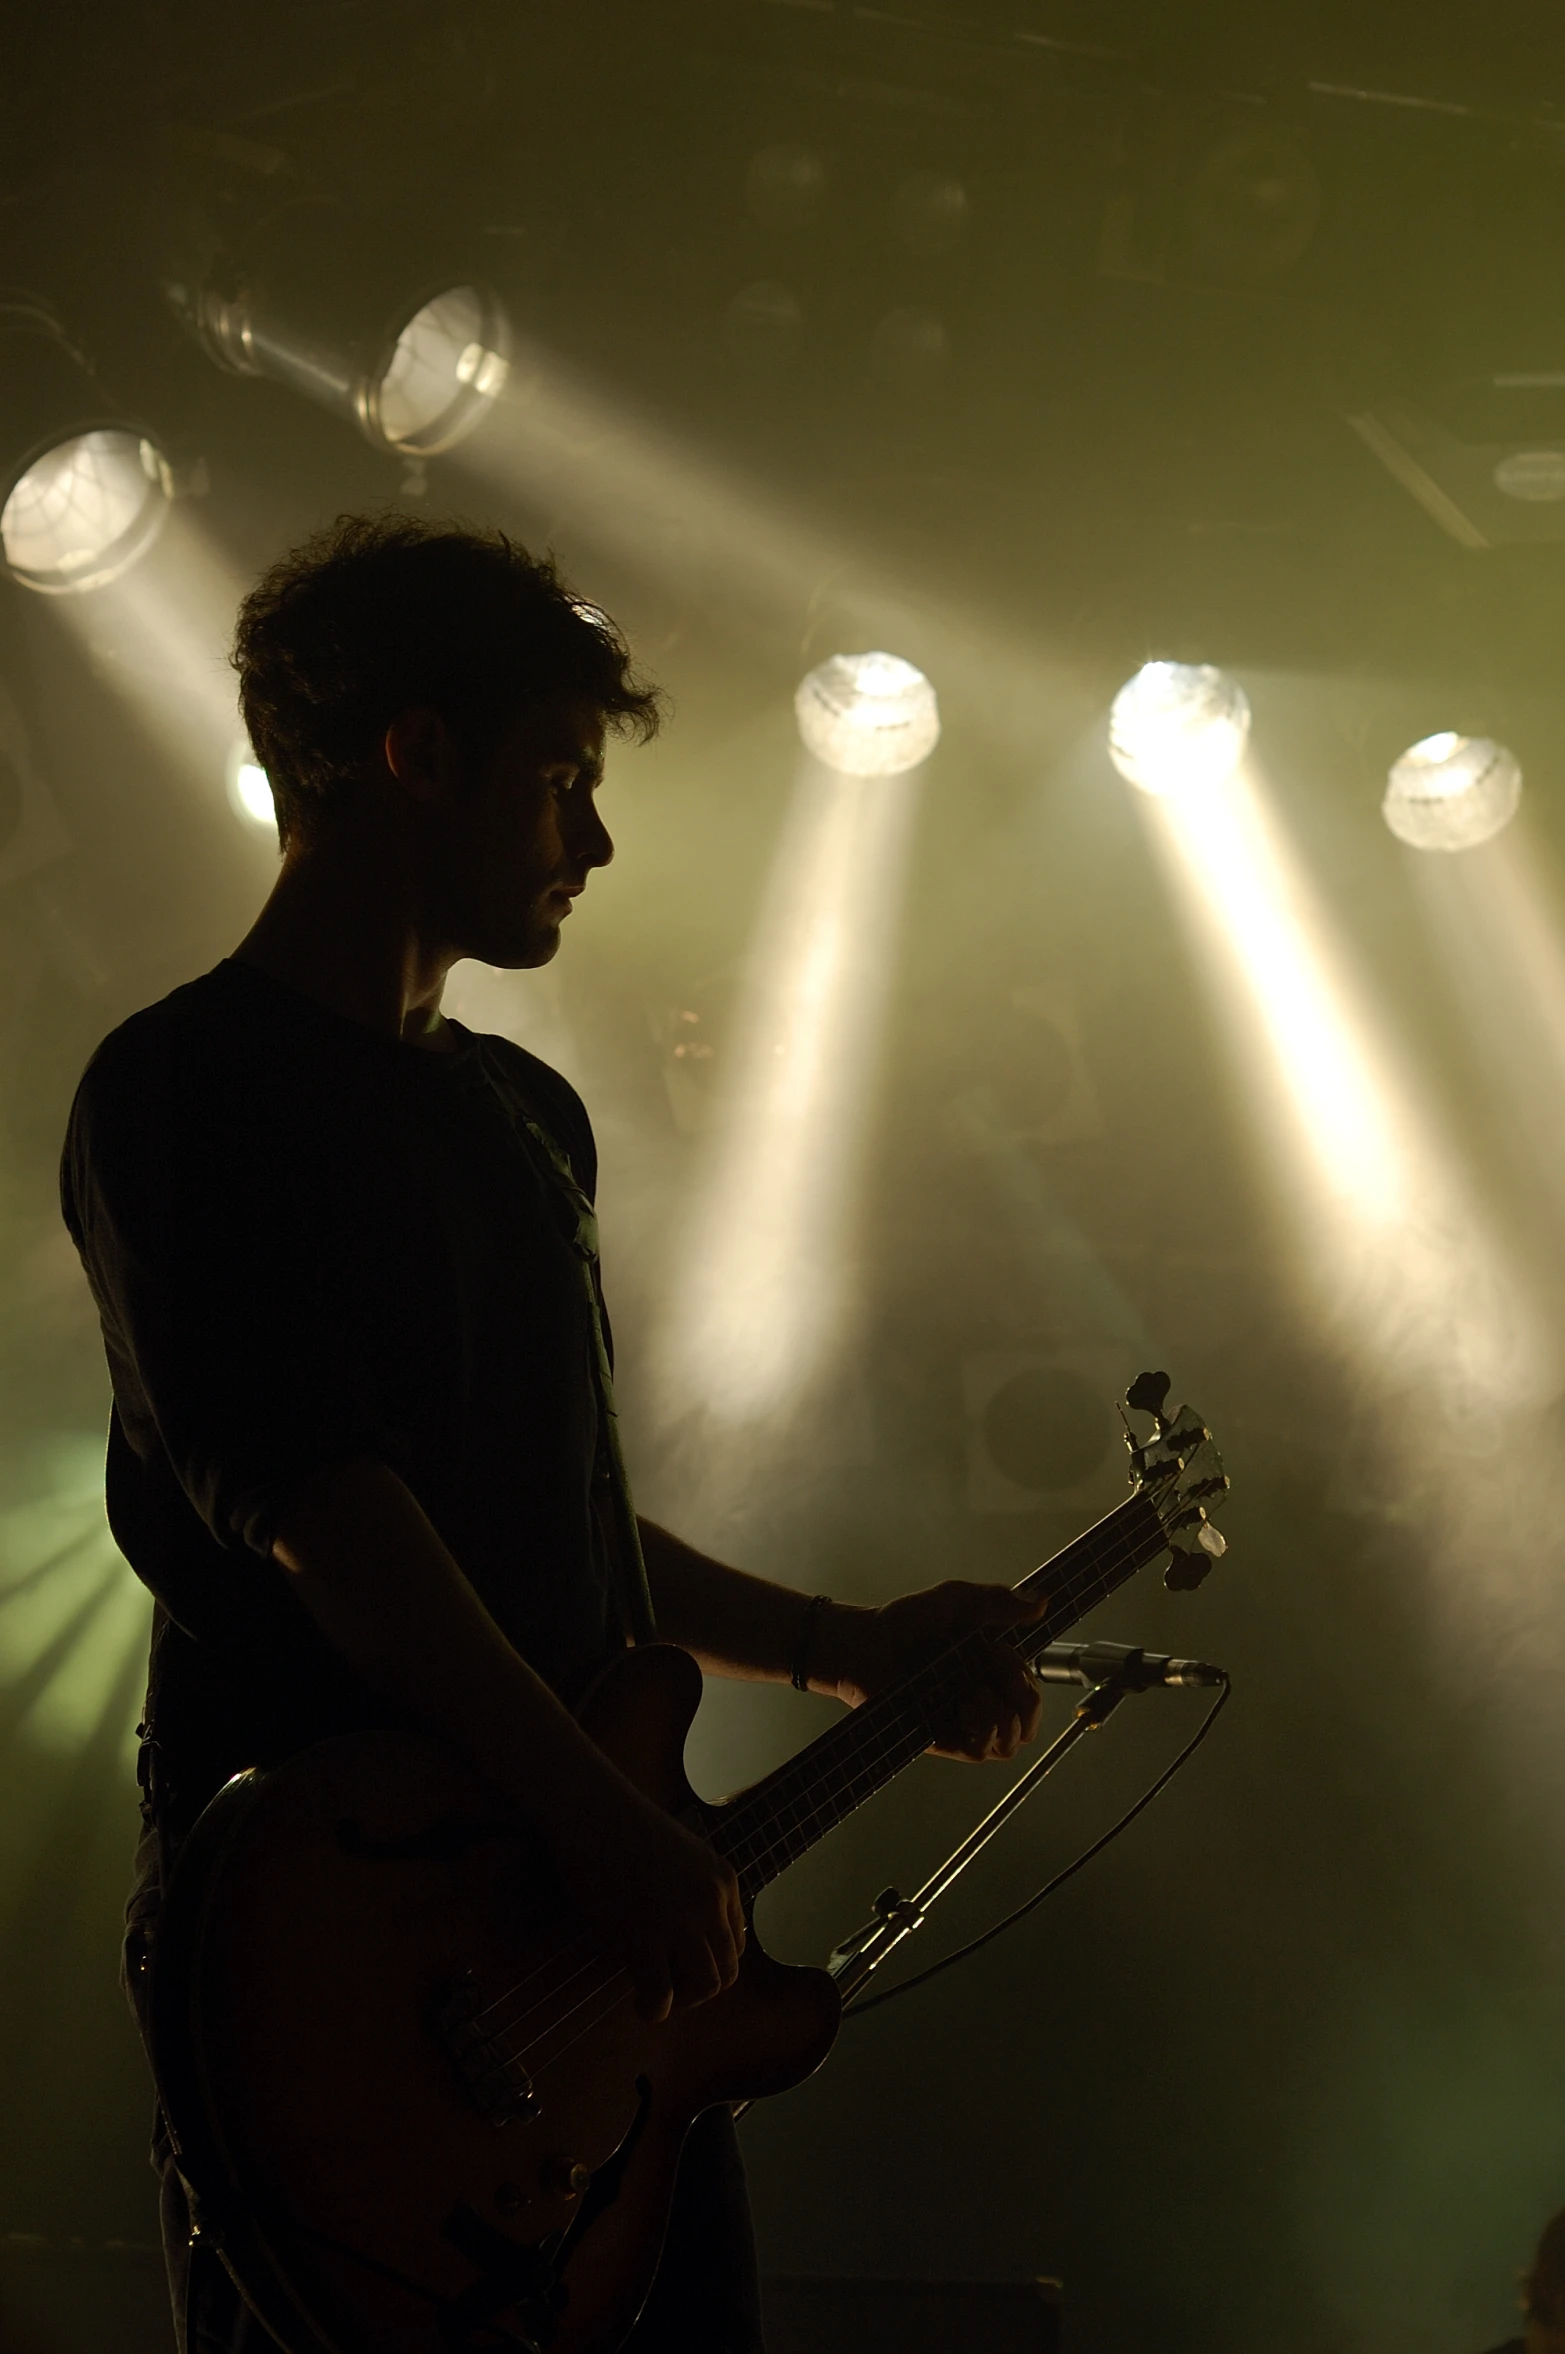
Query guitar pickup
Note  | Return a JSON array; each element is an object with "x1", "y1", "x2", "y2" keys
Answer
[{"x1": 433, "y1": 1971, "x2": 542, "y2": 2126}]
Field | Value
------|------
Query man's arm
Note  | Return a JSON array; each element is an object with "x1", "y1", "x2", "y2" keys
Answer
[
  {"x1": 638, "y1": 1518, "x2": 1047, "y2": 1762},
  {"x1": 271, "y1": 1459, "x2": 746, "y2": 2019}
]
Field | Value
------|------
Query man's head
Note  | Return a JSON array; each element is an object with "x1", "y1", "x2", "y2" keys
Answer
[{"x1": 232, "y1": 514, "x2": 662, "y2": 965}]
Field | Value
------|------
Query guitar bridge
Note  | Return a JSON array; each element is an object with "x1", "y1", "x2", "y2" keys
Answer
[{"x1": 434, "y1": 1971, "x2": 543, "y2": 2126}]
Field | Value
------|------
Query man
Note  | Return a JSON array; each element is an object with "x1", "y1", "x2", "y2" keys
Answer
[{"x1": 61, "y1": 515, "x2": 1046, "y2": 2354}]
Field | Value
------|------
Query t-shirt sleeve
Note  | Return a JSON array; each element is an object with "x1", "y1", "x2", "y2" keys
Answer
[
  {"x1": 510, "y1": 1050, "x2": 598, "y2": 1201},
  {"x1": 61, "y1": 1015, "x2": 387, "y2": 1558}
]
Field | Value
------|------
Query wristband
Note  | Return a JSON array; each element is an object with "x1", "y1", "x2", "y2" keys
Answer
[{"x1": 789, "y1": 1593, "x2": 832, "y2": 1693}]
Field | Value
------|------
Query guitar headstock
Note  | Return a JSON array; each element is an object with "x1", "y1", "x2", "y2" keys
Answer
[{"x1": 1121, "y1": 1370, "x2": 1231, "y2": 1591}]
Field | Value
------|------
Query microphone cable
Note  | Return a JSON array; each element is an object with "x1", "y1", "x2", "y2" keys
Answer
[{"x1": 842, "y1": 1674, "x2": 1231, "y2": 2018}]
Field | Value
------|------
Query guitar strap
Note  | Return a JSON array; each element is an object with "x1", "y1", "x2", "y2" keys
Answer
[{"x1": 488, "y1": 1074, "x2": 657, "y2": 1650}]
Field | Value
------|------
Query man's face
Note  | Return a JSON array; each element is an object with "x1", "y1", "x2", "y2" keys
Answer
[{"x1": 430, "y1": 697, "x2": 613, "y2": 969}]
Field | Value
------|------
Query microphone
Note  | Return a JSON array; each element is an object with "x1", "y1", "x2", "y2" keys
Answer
[{"x1": 1032, "y1": 1640, "x2": 1226, "y2": 1690}]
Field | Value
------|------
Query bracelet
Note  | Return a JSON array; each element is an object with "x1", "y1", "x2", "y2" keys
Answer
[{"x1": 790, "y1": 1593, "x2": 832, "y2": 1693}]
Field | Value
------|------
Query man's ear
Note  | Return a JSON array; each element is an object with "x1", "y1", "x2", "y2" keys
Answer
[{"x1": 383, "y1": 707, "x2": 459, "y2": 803}]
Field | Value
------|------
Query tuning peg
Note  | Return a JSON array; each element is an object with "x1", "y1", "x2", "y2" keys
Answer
[
  {"x1": 1164, "y1": 1548, "x2": 1213, "y2": 1591},
  {"x1": 1124, "y1": 1370, "x2": 1172, "y2": 1422}
]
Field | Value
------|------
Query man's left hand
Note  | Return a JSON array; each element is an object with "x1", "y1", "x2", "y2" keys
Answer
[{"x1": 814, "y1": 1580, "x2": 1048, "y2": 1762}]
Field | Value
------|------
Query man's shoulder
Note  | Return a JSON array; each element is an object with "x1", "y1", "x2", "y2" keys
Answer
[
  {"x1": 72, "y1": 967, "x2": 243, "y2": 1104},
  {"x1": 77, "y1": 962, "x2": 321, "y2": 1124},
  {"x1": 471, "y1": 1032, "x2": 597, "y2": 1187},
  {"x1": 61, "y1": 969, "x2": 255, "y2": 1234}
]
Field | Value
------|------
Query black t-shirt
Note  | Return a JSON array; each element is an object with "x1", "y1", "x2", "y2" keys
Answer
[{"x1": 61, "y1": 958, "x2": 634, "y2": 1833}]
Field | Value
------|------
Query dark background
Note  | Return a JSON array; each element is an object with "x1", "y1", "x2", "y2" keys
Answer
[{"x1": 4, "y1": 4, "x2": 1565, "y2": 2349}]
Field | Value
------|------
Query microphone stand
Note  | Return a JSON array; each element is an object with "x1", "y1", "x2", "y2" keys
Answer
[{"x1": 827, "y1": 1670, "x2": 1137, "y2": 2010}]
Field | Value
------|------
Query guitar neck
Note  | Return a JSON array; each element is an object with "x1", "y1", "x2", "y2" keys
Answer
[{"x1": 714, "y1": 1489, "x2": 1169, "y2": 1899}]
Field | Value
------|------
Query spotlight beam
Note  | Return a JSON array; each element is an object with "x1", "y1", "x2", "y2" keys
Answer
[
  {"x1": 0, "y1": 1444, "x2": 153, "y2": 1761},
  {"x1": 658, "y1": 754, "x2": 922, "y2": 1430},
  {"x1": 42, "y1": 508, "x2": 253, "y2": 810},
  {"x1": 1409, "y1": 826, "x2": 1565, "y2": 1235},
  {"x1": 448, "y1": 339, "x2": 1085, "y2": 754},
  {"x1": 1131, "y1": 741, "x2": 1553, "y2": 1416}
]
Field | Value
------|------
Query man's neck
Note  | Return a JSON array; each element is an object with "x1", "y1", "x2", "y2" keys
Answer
[{"x1": 233, "y1": 839, "x2": 454, "y2": 1050}]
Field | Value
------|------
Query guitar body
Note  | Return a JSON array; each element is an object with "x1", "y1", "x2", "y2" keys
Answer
[
  {"x1": 146, "y1": 1384, "x2": 1230, "y2": 2354},
  {"x1": 150, "y1": 1645, "x2": 841, "y2": 2354}
]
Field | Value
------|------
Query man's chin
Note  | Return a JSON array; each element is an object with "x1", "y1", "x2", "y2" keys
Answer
[{"x1": 467, "y1": 918, "x2": 563, "y2": 972}]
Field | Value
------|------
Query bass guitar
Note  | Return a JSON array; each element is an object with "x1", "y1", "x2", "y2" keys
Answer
[{"x1": 149, "y1": 1371, "x2": 1228, "y2": 2354}]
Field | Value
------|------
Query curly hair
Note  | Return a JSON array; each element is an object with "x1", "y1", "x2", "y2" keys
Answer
[{"x1": 232, "y1": 514, "x2": 663, "y2": 845}]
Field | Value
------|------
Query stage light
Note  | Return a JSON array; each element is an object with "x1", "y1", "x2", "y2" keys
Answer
[
  {"x1": 226, "y1": 739, "x2": 275, "y2": 829},
  {"x1": 0, "y1": 303, "x2": 171, "y2": 594},
  {"x1": 1382, "y1": 732, "x2": 1522, "y2": 853},
  {"x1": 364, "y1": 285, "x2": 509, "y2": 455},
  {"x1": 168, "y1": 203, "x2": 509, "y2": 457},
  {"x1": 1109, "y1": 662, "x2": 1251, "y2": 795},
  {"x1": 795, "y1": 651, "x2": 940, "y2": 776}
]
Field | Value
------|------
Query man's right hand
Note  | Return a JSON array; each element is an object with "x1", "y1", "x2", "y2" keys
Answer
[
  {"x1": 562, "y1": 1776, "x2": 746, "y2": 2023},
  {"x1": 272, "y1": 1463, "x2": 748, "y2": 2022}
]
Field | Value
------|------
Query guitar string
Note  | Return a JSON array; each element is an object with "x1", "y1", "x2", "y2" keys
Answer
[
  {"x1": 466, "y1": 1573, "x2": 1121, "y2": 2063},
  {"x1": 469, "y1": 1922, "x2": 603, "y2": 2031},
  {"x1": 480, "y1": 1669, "x2": 940, "y2": 2063},
  {"x1": 478, "y1": 1619, "x2": 1033, "y2": 2058},
  {"x1": 713, "y1": 1500, "x2": 1171, "y2": 1887},
  {"x1": 500, "y1": 1954, "x2": 636, "y2": 2072},
  {"x1": 482, "y1": 1621, "x2": 1002, "y2": 2070},
  {"x1": 490, "y1": 1610, "x2": 1090, "y2": 2070},
  {"x1": 479, "y1": 1624, "x2": 987, "y2": 2074},
  {"x1": 525, "y1": 1978, "x2": 638, "y2": 2083},
  {"x1": 472, "y1": 1460, "x2": 1216, "y2": 2063},
  {"x1": 473, "y1": 1491, "x2": 1184, "y2": 2062},
  {"x1": 487, "y1": 1944, "x2": 608, "y2": 2039},
  {"x1": 487, "y1": 1594, "x2": 1123, "y2": 2077}
]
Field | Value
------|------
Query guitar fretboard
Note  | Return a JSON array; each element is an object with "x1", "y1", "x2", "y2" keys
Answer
[{"x1": 712, "y1": 1490, "x2": 1168, "y2": 1898}]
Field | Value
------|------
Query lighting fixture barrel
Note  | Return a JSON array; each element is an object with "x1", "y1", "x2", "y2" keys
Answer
[
  {"x1": 1382, "y1": 732, "x2": 1522, "y2": 852},
  {"x1": 795, "y1": 651, "x2": 940, "y2": 776},
  {"x1": 0, "y1": 301, "x2": 172, "y2": 595},
  {"x1": 227, "y1": 739, "x2": 276, "y2": 830},
  {"x1": 1108, "y1": 662, "x2": 1251, "y2": 796},
  {"x1": 167, "y1": 201, "x2": 509, "y2": 458}
]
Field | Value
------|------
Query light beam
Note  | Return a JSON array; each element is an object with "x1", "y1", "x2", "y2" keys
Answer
[
  {"x1": 657, "y1": 752, "x2": 922, "y2": 1429},
  {"x1": 1128, "y1": 729, "x2": 1552, "y2": 1419}
]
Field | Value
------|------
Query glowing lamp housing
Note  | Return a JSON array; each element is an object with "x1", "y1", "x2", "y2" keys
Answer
[
  {"x1": 1109, "y1": 662, "x2": 1251, "y2": 796},
  {"x1": 795, "y1": 651, "x2": 940, "y2": 776},
  {"x1": 1382, "y1": 732, "x2": 1521, "y2": 852},
  {"x1": 169, "y1": 201, "x2": 509, "y2": 459},
  {"x1": 226, "y1": 739, "x2": 276, "y2": 829},
  {"x1": 0, "y1": 303, "x2": 171, "y2": 595}
]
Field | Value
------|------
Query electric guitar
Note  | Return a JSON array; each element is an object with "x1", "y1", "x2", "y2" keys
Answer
[{"x1": 149, "y1": 1372, "x2": 1228, "y2": 2354}]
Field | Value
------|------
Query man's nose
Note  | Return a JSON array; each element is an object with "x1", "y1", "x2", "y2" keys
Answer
[{"x1": 576, "y1": 804, "x2": 614, "y2": 869}]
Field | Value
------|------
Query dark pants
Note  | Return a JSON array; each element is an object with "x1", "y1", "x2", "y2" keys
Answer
[{"x1": 125, "y1": 1839, "x2": 766, "y2": 2354}]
